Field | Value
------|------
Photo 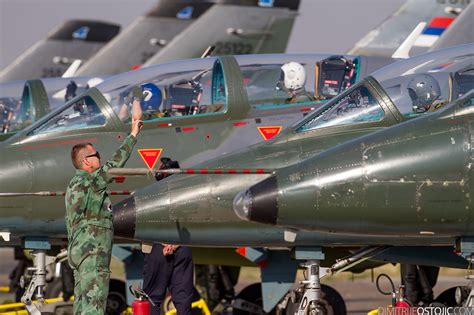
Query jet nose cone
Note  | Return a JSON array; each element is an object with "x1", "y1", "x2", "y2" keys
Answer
[
  {"x1": 233, "y1": 176, "x2": 279, "y2": 225},
  {"x1": 113, "y1": 195, "x2": 136, "y2": 239}
]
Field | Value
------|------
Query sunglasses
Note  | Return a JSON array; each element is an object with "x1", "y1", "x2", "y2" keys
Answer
[{"x1": 85, "y1": 151, "x2": 101, "y2": 160}]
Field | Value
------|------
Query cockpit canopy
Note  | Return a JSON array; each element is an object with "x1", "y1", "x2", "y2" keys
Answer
[
  {"x1": 102, "y1": 58, "x2": 229, "y2": 122},
  {"x1": 0, "y1": 77, "x2": 97, "y2": 135},
  {"x1": 295, "y1": 44, "x2": 474, "y2": 133},
  {"x1": 98, "y1": 54, "x2": 361, "y2": 123},
  {"x1": 24, "y1": 54, "x2": 364, "y2": 137},
  {"x1": 373, "y1": 44, "x2": 473, "y2": 116}
]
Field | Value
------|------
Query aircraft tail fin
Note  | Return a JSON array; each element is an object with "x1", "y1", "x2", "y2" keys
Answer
[
  {"x1": 75, "y1": 1, "x2": 216, "y2": 76},
  {"x1": 348, "y1": 0, "x2": 467, "y2": 58},
  {"x1": 429, "y1": 4, "x2": 474, "y2": 52},
  {"x1": 0, "y1": 20, "x2": 120, "y2": 82},
  {"x1": 391, "y1": 22, "x2": 426, "y2": 59},
  {"x1": 61, "y1": 59, "x2": 82, "y2": 78},
  {"x1": 144, "y1": 2, "x2": 300, "y2": 66}
]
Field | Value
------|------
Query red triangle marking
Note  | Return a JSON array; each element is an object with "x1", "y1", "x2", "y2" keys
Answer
[
  {"x1": 138, "y1": 149, "x2": 163, "y2": 170},
  {"x1": 235, "y1": 247, "x2": 247, "y2": 257},
  {"x1": 257, "y1": 126, "x2": 282, "y2": 141}
]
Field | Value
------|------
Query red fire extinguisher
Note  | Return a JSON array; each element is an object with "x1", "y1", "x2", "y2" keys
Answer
[
  {"x1": 376, "y1": 274, "x2": 412, "y2": 308},
  {"x1": 130, "y1": 286, "x2": 155, "y2": 315}
]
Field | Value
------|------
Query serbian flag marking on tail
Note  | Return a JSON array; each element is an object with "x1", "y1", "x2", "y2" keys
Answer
[
  {"x1": 138, "y1": 149, "x2": 163, "y2": 170},
  {"x1": 414, "y1": 17, "x2": 455, "y2": 48},
  {"x1": 258, "y1": 126, "x2": 282, "y2": 141}
]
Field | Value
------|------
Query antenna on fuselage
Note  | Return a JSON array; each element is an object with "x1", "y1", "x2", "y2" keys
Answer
[{"x1": 201, "y1": 45, "x2": 215, "y2": 58}]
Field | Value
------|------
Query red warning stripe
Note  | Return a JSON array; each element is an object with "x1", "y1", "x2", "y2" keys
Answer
[
  {"x1": 113, "y1": 176, "x2": 126, "y2": 184},
  {"x1": 0, "y1": 190, "x2": 131, "y2": 197},
  {"x1": 110, "y1": 190, "x2": 131, "y2": 195},
  {"x1": 183, "y1": 169, "x2": 271, "y2": 174},
  {"x1": 233, "y1": 121, "x2": 249, "y2": 127},
  {"x1": 182, "y1": 127, "x2": 196, "y2": 132}
]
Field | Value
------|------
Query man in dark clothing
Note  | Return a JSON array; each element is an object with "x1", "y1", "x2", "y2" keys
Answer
[
  {"x1": 143, "y1": 158, "x2": 194, "y2": 315},
  {"x1": 143, "y1": 244, "x2": 194, "y2": 315},
  {"x1": 401, "y1": 264, "x2": 439, "y2": 306}
]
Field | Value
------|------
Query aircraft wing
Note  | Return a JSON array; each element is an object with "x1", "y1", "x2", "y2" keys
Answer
[
  {"x1": 348, "y1": 0, "x2": 469, "y2": 58},
  {"x1": 0, "y1": 20, "x2": 120, "y2": 82}
]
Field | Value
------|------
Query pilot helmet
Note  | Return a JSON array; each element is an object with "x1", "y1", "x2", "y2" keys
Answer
[
  {"x1": 407, "y1": 74, "x2": 441, "y2": 113},
  {"x1": 141, "y1": 83, "x2": 162, "y2": 112},
  {"x1": 279, "y1": 62, "x2": 306, "y2": 91}
]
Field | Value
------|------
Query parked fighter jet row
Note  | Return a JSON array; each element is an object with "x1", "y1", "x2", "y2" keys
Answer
[{"x1": 0, "y1": 0, "x2": 473, "y2": 313}]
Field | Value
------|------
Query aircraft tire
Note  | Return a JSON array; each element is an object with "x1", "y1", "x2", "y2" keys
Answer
[
  {"x1": 283, "y1": 284, "x2": 346, "y2": 315},
  {"x1": 44, "y1": 278, "x2": 62, "y2": 298},
  {"x1": 234, "y1": 282, "x2": 275, "y2": 314},
  {"x1": 434, "y1": 286, "x2": 459, "y2": 306},
  {"x1": 44, "y1": 277, "x2": 127, "y2": 314},
  {"x1": 105, "y1": 279, "x2": 127, "y2": 315}
]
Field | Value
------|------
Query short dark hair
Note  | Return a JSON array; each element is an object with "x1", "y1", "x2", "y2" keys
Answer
[{"x1": 71, "y1": 143, "x2": 93, "y2": 169}]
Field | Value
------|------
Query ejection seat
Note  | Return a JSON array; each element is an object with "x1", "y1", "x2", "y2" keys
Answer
[{"x1": 314, "y1": 56, "x2": 356, "y2": 100}]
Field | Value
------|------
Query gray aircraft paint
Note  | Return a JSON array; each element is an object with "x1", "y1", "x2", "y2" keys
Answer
[
  {"x1": 75, "y1": 0, "x2": 215, "y2": 76},
  {"x1": 430, "y1": 3, "x2": 474, "y2": 51},
  {"x1": 0, "y1": 0, "x2": 405, "y2": 70},
  {"x1": 348, "y1": 0, "x2": 470, "y2": 57},
  {"x1": 0, "y1": 20, "x2": 120, "y2": 82},
  {"x1": 144, "y1": 3, "x2": 298, "y2": 66}
]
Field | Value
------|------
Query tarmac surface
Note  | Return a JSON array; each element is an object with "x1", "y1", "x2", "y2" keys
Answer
[{"x1": 0, "y1": 248, "x2": 470, "y2": 314}]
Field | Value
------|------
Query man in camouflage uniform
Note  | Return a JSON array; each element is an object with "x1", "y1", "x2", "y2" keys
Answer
[{"x1": 65, "y1": 113, "x2": 142, "y2": 314}]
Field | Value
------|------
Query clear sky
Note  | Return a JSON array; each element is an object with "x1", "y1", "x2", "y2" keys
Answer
[{"x1": 0, "y1": 0, "x2": 404, "y2": 69}]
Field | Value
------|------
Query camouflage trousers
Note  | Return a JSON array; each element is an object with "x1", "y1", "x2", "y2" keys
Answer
[
  {"x1": 68, "y1": 226, "x2": 112, "y2": 314},
  {"x1": 72, "y1": 255, "x2": 111, "y2": 314}
]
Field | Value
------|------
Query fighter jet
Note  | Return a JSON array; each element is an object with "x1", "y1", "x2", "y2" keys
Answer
[
  {"x1": 109, "y1": 45, "x2": 473, "y2": 311},
  {"x1": 0, "y1": 0, "x2": 304, "y2": 140},
  {"x1": 236, "y1": 88, "x2": 474, "y2": 307},
  {"x1": 0, "y1": 20, "x2": 120, "y2": 82},
  {"x1": 237, "y1": 89, "x2": 474, "y2": 240},
  {"x1": 0, "y1": 52, "x2": 385, "y2": 313},
  {"x1": 76, "y1": 0, "x2": 300, "y2": 76},
  {"x1": 113, "y1": 45, "x2": 474, "y2": 245},
  {"x1": 0, "y1": 52, "x2": 382, "y2": 242}
]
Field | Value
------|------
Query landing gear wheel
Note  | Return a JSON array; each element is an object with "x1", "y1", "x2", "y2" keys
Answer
[
  {"x1": 284, "y1": 284, "x2": 346, "y2": 315},
  {"x1": 44, "y1": 278, "x2": 63, "y2": 299},
  {"x1": 105, "y1": 279, "x2": 127, "y2": 315},
  {"x1": 434, "y1": 286, "x2": 461, "y2": 306},
  {"x1": 234, "y1": 283, "x2": 274, "y2": 314}
]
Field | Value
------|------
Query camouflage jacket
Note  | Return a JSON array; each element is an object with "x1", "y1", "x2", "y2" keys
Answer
[{"x1": 65, "y1": 135, "x2": 137, "y2": 242}]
